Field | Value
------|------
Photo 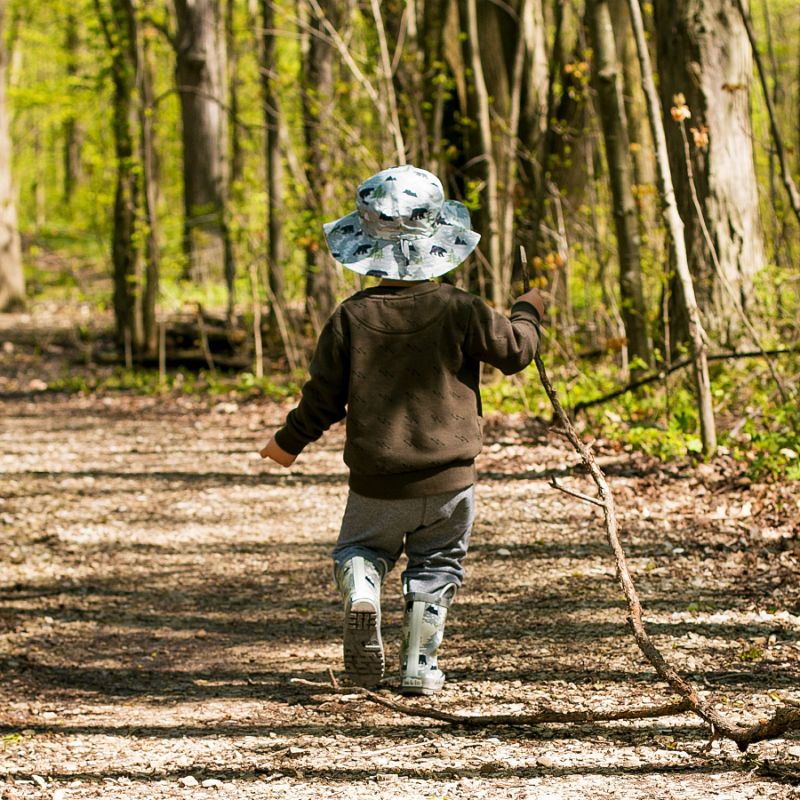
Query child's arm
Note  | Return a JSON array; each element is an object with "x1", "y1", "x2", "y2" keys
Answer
[
  {"x1": 259, "y1": 311, "x2": 349, "y2": 465},
  {"x1": 464, "y1": 288, "x2": 545, "y2": 374}
]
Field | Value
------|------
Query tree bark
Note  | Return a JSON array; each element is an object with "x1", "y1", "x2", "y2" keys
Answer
[
  {"x1": 95, "y1": 0, "x2": 140, "y2": 348},
  {"x1": 173, "y1": 0, "x2": 235, "y2": 308},
  {"x1": 463, "y1": 0, "x2": 502, "y2": 307},
  {"x1": 384, "y1": 0, "x2": 427, "y2": 167},
  {"x1": 225, "y1": 0, "x2": 243, "y2": 187},
  {"x1": 588, "y1": 0, "x2": 651, "y2": 371},
  {"x1": 302, "y1": 0, "x2": 341, "y2": 329},
  {"x1": 259, "y1": 0, "x2": 285, "y2": 307},
  {"x1": 136, "y1": 5, "x2": 160, "y2": 355},
  {"x1": 653, "y1": 0, "x2": 765, "y2": 347},
  {"x1": 63, "y1": 12, "x2": 82, "y2": 204},
  {"x1": 626, "y1": 0, "x2": 716, "y2": 456},
  {"x1": 518, "y1": 0, "x2": 548, "y2": 158},
  {"x1": 608, "y1": 0, "x2": 655, "y2": 191},
  {"x1": 522, "y1": 1, "x2": 588, "y2": 285},
  {"x1": 0, "y1": 0, "x2": 23, "y2": 312}
]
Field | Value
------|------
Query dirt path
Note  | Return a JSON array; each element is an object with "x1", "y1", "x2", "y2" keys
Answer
[{"x1": 1, "y1": 390, "x2": 799, "y2": 799}]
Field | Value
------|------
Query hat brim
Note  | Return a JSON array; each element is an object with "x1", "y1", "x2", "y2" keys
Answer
[{"x1": 323, "y1": 200, "x2": 480, "y2": 281}]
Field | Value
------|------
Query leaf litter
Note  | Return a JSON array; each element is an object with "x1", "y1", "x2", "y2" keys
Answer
[{"x1": 0, "y1": 391, "x2": 798, "y2": 799}]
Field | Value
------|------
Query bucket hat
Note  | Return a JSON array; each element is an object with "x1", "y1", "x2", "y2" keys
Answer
[{"x1": 323, "y1": 165, "x2": 480, "y2": 281}]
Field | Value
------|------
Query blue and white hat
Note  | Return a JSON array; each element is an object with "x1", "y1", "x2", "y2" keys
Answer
[{"x1": 323, "y1": 165, "x2": 481, "y2": 280}]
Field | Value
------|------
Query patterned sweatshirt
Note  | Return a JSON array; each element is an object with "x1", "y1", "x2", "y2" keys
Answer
[{"x1": 274, "y1": 281, "x2": 541, "y2": 498}]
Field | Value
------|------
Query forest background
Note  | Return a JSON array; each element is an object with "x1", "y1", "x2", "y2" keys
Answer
[{"x1": 0, "y1": 0, "x2": 798, "y2": 478}]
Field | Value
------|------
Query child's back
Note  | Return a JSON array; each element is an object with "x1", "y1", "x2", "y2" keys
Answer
[{"x1": 276, "y1": 280, "x2": 541, "y2": 499}]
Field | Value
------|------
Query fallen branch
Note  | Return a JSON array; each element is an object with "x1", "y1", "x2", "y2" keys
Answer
[
  {"x1": 573, "y1": 346, "x2": 800, "y2": 416},
  {"x1": 535, "y1": 352, "x2": 800, "y2": 750},
  {"x1": 290, "y1": 678, "x2": 692, "y2": 727}
]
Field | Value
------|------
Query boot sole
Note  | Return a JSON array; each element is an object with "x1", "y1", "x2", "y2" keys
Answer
[
  {"x1": 343, "y1": 609, "x2": 384, "y2": 688},
  {"x1": 400, "y1": 674, "x2": 445, "y2": 696}
]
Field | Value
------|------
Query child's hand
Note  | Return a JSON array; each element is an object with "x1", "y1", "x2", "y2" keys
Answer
[
  {"x1": 516, "y1": 287, "x2": 547, "y2": 320},
  {"x1": 260, "y1": 436, "x2": 296, "y2": 467}
]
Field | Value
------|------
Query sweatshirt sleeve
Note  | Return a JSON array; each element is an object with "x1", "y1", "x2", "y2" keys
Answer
[
  {"x1": 463, "y1": 296, "x2": 541, "y2": 375},
  {"x1": 273, "y1": 311, "x2": 349, "y2": 455}
]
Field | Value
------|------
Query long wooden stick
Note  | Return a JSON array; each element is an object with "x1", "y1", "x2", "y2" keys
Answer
[
  {"x1": 290, "y1": 678, "x2": 692, "y2": 727},
  {"x1": 534, "y1": 351, "x2": 800, "y2": 750}
]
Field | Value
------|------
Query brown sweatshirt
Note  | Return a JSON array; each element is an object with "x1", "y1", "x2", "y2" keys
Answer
[{"x1": 274, "y1": 282, "x2": 540, "y2": 498}]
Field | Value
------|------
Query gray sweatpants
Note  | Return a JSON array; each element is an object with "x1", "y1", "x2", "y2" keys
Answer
[{"x1": 332, "y1": 485, "x2": 475, "y2": 595}]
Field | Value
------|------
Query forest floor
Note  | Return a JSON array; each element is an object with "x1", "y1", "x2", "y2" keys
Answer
[{"x1": 1, "y1": 305, "x2": 800, "y2": 799}]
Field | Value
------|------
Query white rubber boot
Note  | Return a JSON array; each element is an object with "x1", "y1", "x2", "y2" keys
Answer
[
  {"x1": 400, "y1": 583, "x2": 456, "y2": 695},
  {"x1": 334, "y1": 556, "x2": 386, "y2": 688}
]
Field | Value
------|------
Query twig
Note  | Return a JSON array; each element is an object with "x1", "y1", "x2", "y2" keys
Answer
[
  {"x1": 326, "y1": 667, "x2": 339, "y2": 691},
  {"x1": 368, "y1": 0, "x2": 406, "y2": 162},
  {"x1": 289, "y1": 678, "x2": 692, "y2": 727},
  {"x1": 549, "y1": 476, "x2": 605, "y2": 508}
]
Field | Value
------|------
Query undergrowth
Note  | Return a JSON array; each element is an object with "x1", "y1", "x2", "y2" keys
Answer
[
  {"x1": 48, "y1": 367, "x2": 303, "y2": 402},
  {"x1": 481, "y1": 358, "x2": 800, "y2": 481},
  {"x1": 40, "y1": 348, "x2": 800, "y2": 480}
]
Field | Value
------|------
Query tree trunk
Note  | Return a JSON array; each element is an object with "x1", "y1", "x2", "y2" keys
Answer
[
  {"x1": 302, "y1": 0, "x2": 340, "y2": 329},
  {"x1": 0, "y1": 0, "x2": 23, "y2": 312},
  {"x1": 95, "y1": 0, "x2": 140, "y2": 348},
  {"x1": 173, "y1": 0, "x2": 235, "y2": 308},
  {"x1": 608, "y1": 0, "x2": 659, "y2": 271},
  {"x1": 626, "y1": 0, "x2": 716, "y2": 456},
  {"x1": 136, "y1": 6, "x2": 159, "y2": 355},
  {"x1": 463, "y1": 0, "x2": 502, "y2": 307},
  {"x1": 588, "y1": 0, "x2": 651, "y2": 370},
  {"x1": 385, "y1": 0, "x2": 427, "y2": 166},
  {"x1": 63, "y1": 12, "x2": 82, "y2": 204},
  {"x1": 518, "y1": 0, "x2": 548, "y2": 156},
  {"x1": 653, "y1": 0, "x2": 765, "y2": 347},
  {"x1": 259, "y1": 0, "x2": 285, "y2": 307},
  {"x1": 521, "y1": 1, "x2": 588, "y2": 285},
  {"x1": 225, "y1": 0, "x2": 243, "y2": 187},
  {"x1": 608, "y1": 0, "x2": 655, "y2": 191}
]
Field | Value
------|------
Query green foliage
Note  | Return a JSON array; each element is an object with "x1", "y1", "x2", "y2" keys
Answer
[
  {"x1": 737, "y1": 646, "x2": 764, "y2": 663},
  {"x1": 727, "y1": 401, "x2": 800, "y2": 480},
  {"x1": 686, "y1": 601, "x2": 716, "y2": 612},
  {"x1": 48, "y1": 366, "x2": 302, "y2": 400},
  {"x1": 481, "y1": 356, "x2": 800, "y2": 480}
]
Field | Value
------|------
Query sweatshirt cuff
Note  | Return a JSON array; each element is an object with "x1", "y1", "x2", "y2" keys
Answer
[
  {"x1": 510, "y1": 300, "x2": 542, "y2": 326},
  {"x1": 274, "y1": 426, "x2": 307, "y2": 456}
]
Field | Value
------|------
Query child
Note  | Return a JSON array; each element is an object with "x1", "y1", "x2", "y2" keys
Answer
[{"x1": 261, "y1": 165, "x2": 544, "y2": 695}]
